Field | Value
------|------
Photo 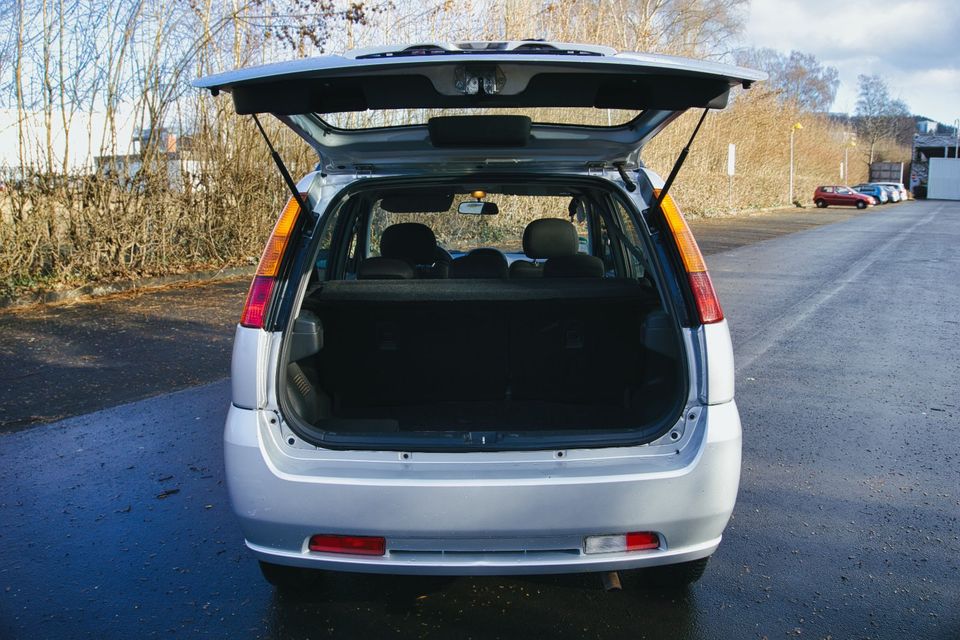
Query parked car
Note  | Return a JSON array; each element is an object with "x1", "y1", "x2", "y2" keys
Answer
[
  {"x1": 814, "y1": 185, "x2": 874, "y2": 209},
  {"x1": 868, "y1": 183, "x2": 900, "y2": 203},
  {"x1": 873, "y1": 182, "x2": 908, "y2": 202},
  {"x1": 196, "y1": 41, "x2": 765, "y2": 591},
  {"x1": 879, "y1": 184, "x2": 900, "y2": 202},
  {"x1": 853, "y1": 184, "x2": 888, "y2": 204}
]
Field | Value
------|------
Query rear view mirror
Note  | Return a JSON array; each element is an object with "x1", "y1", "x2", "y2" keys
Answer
[{"x1": 458, "y1": 201, "x2": 499, "y2": 215}]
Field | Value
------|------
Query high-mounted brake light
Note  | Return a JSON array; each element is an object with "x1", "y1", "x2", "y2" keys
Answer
[
  {"x1": 308, "y1": 534, "x2": 386, "y2": 556},
  {"x1": 655, "y1": 189, "x2": 724, "y2": 324},
  {"x1": 239, "y1": 195, "x2": 304, "y2": 328}
]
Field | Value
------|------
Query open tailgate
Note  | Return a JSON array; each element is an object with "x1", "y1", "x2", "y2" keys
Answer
[{"x1": 194, "y1": 41, "x2": 765, "y2": 172}]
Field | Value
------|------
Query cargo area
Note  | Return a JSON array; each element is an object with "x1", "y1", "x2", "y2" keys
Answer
[{"x1": 284, "y1": 278, "x2": 684, "y2": 444}]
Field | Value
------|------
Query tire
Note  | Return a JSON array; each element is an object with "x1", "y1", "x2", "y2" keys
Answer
[
  {"x1": 258, "y1": 560, "x2": 320, "y2": 590},
  {"x1": 637, "y1": 557, "x2": 710, "y2": 589},
  {"x1": 856, "y1": 200, "x2": 867, "y2": 209},
  {"x1": 815, "y1": 199, "x2": 827, "y2": 208}
]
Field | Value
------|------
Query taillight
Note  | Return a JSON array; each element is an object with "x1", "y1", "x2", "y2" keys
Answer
[
  {"x1": 239, "y1": 195, "x2": 304, "y2": 329},
  {"x1": 654, "y1": 189, "x2": 724, "y2": 324},
  {"x1": 308, "y1": 534, "x2": 386, "y2": 556}
]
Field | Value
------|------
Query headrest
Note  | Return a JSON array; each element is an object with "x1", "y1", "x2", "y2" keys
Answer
[
  {"x1": 380, "y1": 223, "x2": 438, "y2": 265},
  {"x1": 450, "y1": 248, "x2": 509, "y2": 279},
  {"x1": 357, "y1": 257, "x2": 415, "y2": 280},
  {"x1": 522, "y1": 218, "x2": 579, "y2": 259}
]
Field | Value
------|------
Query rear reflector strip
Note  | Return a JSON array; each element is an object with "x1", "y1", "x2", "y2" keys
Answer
[
  {"x1": 584, "y1": 532, "x2": 660, "y2": 554},
  {"x1": 308, "y1": 534, "x2": 386, "y2": 556},
  {"x1": 655, "y1": 189, "x2": 724, "y2": 325}
]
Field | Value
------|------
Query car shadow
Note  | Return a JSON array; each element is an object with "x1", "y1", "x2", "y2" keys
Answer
[{"x1": 265, "y1": 570, "x2": 699, "y2": 639}]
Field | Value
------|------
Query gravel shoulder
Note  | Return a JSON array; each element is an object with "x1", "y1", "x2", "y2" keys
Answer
[{"x1": 0, "y1": 204, "x2": 894, "y2": 431}]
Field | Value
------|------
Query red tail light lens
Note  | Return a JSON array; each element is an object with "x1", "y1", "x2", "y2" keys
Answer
[
  {"x1": 655, "y1": 189, "x2": 724, "y2": 325},
  {"x1": 686, "y1": 271, "x2": 724, "y2": 324},
  {"x1": 308, "y1": 534, "x2": 386, "y2": 556},
  {"x1": 239, "y1": 276, "x2": 276, "y2": 328},
  {"x1": 625, "y1": 531, "x2": 660, "y2": 551},
  {"x1": 238, "y1": 195, "x2": 304, "y2": 329}
]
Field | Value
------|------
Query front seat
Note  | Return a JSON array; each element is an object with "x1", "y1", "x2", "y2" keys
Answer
[
  {"x1": 509, "y1": 218, "x2": 604, "y2": 278},
  {"x1": 358, "y1": 222, "x2": 449, "y2": 279},
  {"x1": 380, "y1": 222, "x2": 450, "y2": 278}
]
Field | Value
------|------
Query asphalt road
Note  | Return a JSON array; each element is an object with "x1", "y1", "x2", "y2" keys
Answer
[{"x1": 1, "y1": 200, "x2": 958, "y2": 639}]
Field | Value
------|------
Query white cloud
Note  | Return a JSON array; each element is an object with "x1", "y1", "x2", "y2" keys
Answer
[{"x1": 741, "y1": 0, "x2": 960, "y2": 122}]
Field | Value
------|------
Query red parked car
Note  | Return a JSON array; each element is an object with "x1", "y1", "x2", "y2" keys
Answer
[{"x1": 813, "y1": 186, "x2": 875, "y2": 209}]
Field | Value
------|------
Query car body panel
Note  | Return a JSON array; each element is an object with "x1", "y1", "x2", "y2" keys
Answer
[
  {"x1": 704, "y1": 321, "x2": 736, "y2": 404},
  {"x1": 223, "y1": 399, "x2": 741, "y2": 575}
]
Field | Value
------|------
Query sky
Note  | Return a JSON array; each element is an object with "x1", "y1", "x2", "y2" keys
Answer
[{"x1": 741, "y1": 0, "x2": 960, "y2": 124}]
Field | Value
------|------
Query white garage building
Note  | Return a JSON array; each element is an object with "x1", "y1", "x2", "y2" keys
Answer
[{"x1": 912, "y1": 133, "x2": 960, "y2": 200}]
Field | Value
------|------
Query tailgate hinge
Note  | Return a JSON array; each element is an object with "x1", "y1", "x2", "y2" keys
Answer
[{"x1": 585, "y1": 162, "x2": 606, "y2": 176}]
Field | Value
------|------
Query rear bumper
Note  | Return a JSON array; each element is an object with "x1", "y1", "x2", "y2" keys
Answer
[{"x1": 223, "y1": 402, "x2": 741, "y2": 575}]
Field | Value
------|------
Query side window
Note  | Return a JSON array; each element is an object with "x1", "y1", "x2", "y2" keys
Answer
[
  {"x1": 823, "y1": 186, "x2": 834, "y2": 193},
  {"x1": 313, "y1": 212, "x2": 337, "y2": 279},
  {"x1": 592, "y1": 214, "x2": 615, "y2": 273},
  {"x1": 611, "y1": 199, "x2": 646, "y2": 279},
  {"x1": 342, "y1": 214, "x2": 365, "y2": 279}
]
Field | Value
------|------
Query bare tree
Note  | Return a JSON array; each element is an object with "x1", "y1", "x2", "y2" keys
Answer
[
  {"x1": 855, "y1": 74, "x2": 911, "y2": 165},
  {"x1": 736, "y1": 48, "x2": 839, "y2": 113},
  {"x1": 531, "y1": 0, "x2": 747, "y2": 57}
]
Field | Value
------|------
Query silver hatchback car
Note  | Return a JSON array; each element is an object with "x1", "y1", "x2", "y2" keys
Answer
[{"x1": 196, "y1": 41, "x2": 764, "y2": 590}]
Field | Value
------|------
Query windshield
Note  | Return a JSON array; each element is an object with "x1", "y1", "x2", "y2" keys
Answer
[{"x1": 369, "y1": 195, "x2": 587, "y2": 255}]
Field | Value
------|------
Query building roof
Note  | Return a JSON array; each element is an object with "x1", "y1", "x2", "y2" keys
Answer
[{"x1": 914, "y1": 134, "x2": 959, "y2": 149}]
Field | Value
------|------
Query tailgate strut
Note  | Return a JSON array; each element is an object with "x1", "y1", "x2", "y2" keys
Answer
[
  {"x1": 252, "y1": 114, "x2": 311, "y2": 219},
  {"x1": 648, "y1": 108, "x2": 709, "y2": 219},
  {"x1": 605, "y1": 108, "x2": 709, "y2": 262}
]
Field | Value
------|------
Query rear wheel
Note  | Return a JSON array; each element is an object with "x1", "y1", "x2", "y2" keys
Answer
[
  {"x1": 637, "y1": 557, "x2": 710, "y2": 589},
  {"x1": 856, "y1": 200, "x2": 867, "y2": 209},
  {"x1": 258, "y1": 560, "x2": 320, "y2": 590},
  {"x1": 815, "y1": 199, "x2": 827, "y2": 208}
]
